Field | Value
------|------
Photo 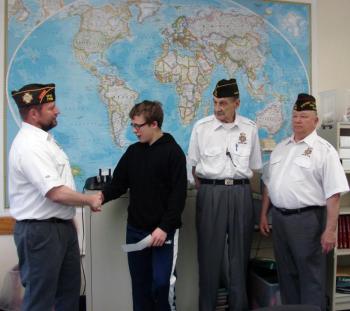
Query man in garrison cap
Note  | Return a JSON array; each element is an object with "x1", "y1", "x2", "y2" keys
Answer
[
  {"x1": 188, "y1": 79, "x2": 262, "y2": 311},
  {"x1": 259, "y1": 93, "x2": 349, "y2": 310},
  {"x1": 9, "y1": 83, "x2": 103, "y2": 311}
]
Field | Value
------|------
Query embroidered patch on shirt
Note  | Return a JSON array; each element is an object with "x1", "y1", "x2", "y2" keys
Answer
[
  {"x1": 238, "y1": 132, "x2": 247, "y2": 144},
  {"x1": 302, "y1": 147, "x2": 313, "y2": 157}
]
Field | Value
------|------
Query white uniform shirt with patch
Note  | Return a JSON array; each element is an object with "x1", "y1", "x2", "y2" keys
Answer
[
  {"x1": 188, "y1": 114, "x2": 262, "y2": 179},
  {"x1": 8, "y1": 122, "x2": 76, "y2": 220},
  {"x1": 263, "y1": 130, "x2": 349, "y2": 209}
]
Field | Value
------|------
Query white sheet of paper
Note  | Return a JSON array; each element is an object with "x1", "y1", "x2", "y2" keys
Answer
[{"x1": 121, "y1": 234, "x2": 152, "y2": 253}]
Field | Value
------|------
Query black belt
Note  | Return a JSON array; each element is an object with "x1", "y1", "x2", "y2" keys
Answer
[
  {"x1": 18, "y1": 218, "x2": 71, "y2": 223},
  {"x1": 199, "y1": 178, "x2": 250, "y2": 186},
  {"x1": 275, "y1": 205, "x2": 324, "y2": 215}
]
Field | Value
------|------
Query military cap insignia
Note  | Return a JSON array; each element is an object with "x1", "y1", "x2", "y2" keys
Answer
[
  {"x1": 299, "y1": 101, "x2": 316, "y2": 111},
  {"x1": 38, "y1": 88, "x2": 54, "y2": 103},
  {"x1": 38, "y1": 90, "x2": 46, "y2": 102},
  {"x1": 302, "y1": 147, "x2": 313, "y2": 157},
  {"x1": 238, "y1": 132, "x2": 247, "y2": 144},
  {"x1": 22, "y1": 93, "x2": 33, "y2": 104}
]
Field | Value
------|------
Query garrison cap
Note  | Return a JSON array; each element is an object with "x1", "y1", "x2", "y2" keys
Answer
[
  {"x1": 213, "y1": 79, "x2": 239, "y2": 98},
  {"x1": 293, "y1": 93, "x2": 317, "y2": 111},
  {"x1": 11, "y1": 83, "x2": 56, "y2": 108}
]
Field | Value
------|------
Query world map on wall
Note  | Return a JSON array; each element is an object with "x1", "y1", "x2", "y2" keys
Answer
[{"x1": 7, "y1": 0, "x2": 311, "y2": 191}]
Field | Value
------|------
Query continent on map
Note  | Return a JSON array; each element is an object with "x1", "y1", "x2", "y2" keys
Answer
[
  {"x1": 71, "y1": 165, "x2": 82, "y2": 177},
  {"x1": 70, "y1": 3, "x2": 137, "y2": 147},
  {"x1": 256, "y1": 101, "x2": 284, "y2": 135},
  {"x1": 40, "y1": 0, "x2": 66, "y2": 19},
  {"x1": 71, "y1": 4, "x2": 132, "y2": 75},
  {"x1": 155, "y1": 9, "x2": 268, "y2": 124},
  {"x1": 282, "y1": 12, "x2": 303, "y2": 37},
  {"x1": 99, "y1": 75, "x2": 138, "y2": 148},
  {"x1": 127, "y1": 0, "x2": 161, "y2": 23},
  {"x1": 9, "y1": 0, "x2": 66, "y2": 22},
  {"x1": 8, "y1": 0, "x2": 30, "y2": 21},
  {"x1": 155, "y1": 44, "x2": 213, "y2": 124},
  {"x1": 256, "y1": 101, "x2": 284, "y2": 150}
]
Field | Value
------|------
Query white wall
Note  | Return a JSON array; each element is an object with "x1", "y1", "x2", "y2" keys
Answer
[{"x1": 317, "y1": 0, "x2": 350, "y2": 92}]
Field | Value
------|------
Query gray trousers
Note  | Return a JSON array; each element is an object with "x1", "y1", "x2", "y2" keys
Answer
[
  {"x1": 196, "y1": 183, "x2": 254, "y2": 311},
  {"x1": 271, "y1": 207, "x2": 326, "y2": 311},
  {"x1": 14, "y1": 220, "x2": 81, "y2": 311}
]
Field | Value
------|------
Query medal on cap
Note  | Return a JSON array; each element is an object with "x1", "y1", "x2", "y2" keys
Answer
[{"x1": 22, "y1": 93, "x2": 33, "y2": 104}]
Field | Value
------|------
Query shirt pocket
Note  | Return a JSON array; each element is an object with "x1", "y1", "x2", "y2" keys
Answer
[
  {"x1": 232, "y1": 144, "x2": 251, "y2": 167},
  {"x1": 202, "y1": 147, "x2": 223, "y2": 169},
  {"x1": 203, "y1": 147, "x2": 222, "y2": 157},
  {"x1": 270, "y1": 155, "x2": 282, "y2": 166},
  {"x1": 291, "y1": 156, "x2": 311, "y2": 181},
  {"x1": 54, "y1": 151, "x2": 69, "y2": 177}
]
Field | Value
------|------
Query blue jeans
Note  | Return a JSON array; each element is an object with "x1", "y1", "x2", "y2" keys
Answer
[
  {"x1": 14, "y1": 220, "x2": 80, "y2": 311},
  {"x1": 126, "y1": 225, "x2": 179, "y2": 311}
]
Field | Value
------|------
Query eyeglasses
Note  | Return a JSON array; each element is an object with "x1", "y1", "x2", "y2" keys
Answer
[{"x1": 130, "y1": 122, "x2": 147, "y2": 130}]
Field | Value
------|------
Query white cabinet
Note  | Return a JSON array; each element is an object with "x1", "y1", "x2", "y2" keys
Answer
[
  {"x1": 83, "y1": 190, "x2": 199, "y2": 311},
  {"x1": 318, "y1": 122, "x2": 350, "y2": 311}
]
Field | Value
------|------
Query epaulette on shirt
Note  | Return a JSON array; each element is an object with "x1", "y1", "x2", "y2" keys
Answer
[
  {"x1": 240, "y1": 116, "x2": 257, "y2": 128},
  {"x1": 195, "y1": 115, "x2": 215, "y2": 127},
  {"x1": 281, "y1": 137, "x2": 291, "y2": 145},
  {"x1": 318, "y1": 136, "x2": 333, "y2": 150}
]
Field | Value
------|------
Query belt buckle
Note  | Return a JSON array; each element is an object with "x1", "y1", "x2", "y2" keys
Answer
[{"x1": 224, "y1": 178, "x2": 234, "y2": 185}]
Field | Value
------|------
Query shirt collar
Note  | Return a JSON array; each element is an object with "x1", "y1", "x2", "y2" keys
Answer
[
  {"x1": 213, "y1": 114, "x2": 241, "y2": 130},
  {"x1": 21, "y1": 122, "x2": 52, "y2": 142},
  {"x1": 284, "y1": 130, "x2": 317, "y2": 147}
]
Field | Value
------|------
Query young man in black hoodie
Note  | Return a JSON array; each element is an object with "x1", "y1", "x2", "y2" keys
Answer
[{"x1": 102, "y1": 100, "x2": 187, "y2": 311}]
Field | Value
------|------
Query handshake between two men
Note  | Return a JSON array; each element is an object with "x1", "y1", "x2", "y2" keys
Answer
[{"x1": 85, "y1": 191, "x2": 104, "y2": 212}]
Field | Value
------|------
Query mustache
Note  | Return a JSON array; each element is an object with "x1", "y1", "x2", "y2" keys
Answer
[{"x1": 215, "y1": 111, "x2": 225, "y2": 115}]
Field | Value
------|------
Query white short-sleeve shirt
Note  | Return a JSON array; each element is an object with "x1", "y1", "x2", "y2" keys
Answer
[
  {"x1": 263, "y1": 130, "x2": 349, "y2": 208},
  {"x1": 188, "y1": 114, "x2": 262, "y2": 179},
  {"x1": 8, "y1": 122, "x2": 76, "y2": 220}
]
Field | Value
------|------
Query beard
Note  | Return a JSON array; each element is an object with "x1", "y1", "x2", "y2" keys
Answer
[{"x1": 40, "y1": 119, "x2": 57, "y2": 132}]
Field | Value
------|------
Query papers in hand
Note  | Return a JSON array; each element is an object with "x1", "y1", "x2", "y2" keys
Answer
[{"x1": 122, "y1": 234, "x2": 152, "y2": 253}]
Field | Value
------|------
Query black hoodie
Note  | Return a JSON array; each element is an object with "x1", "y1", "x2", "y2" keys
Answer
[{"x1": 102, "y1": 133, "x2": 187, "y2": 233}]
